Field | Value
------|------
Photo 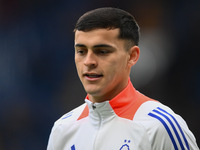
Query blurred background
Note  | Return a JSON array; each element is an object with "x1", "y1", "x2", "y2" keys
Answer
[{"x1": 0, "y1": 0, "x2": 199, "y2": 149}]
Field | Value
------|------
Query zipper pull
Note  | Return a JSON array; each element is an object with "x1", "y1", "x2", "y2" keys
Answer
[{"x1": 92, "y1": 104, "x2": 96, "y2": 109}]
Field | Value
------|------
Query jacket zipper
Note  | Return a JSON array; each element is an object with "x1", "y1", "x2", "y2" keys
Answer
[{"x1": 92, "y1": 104, "x2": 102, "y2": 150}]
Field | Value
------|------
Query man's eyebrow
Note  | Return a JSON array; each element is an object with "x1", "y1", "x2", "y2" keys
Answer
[
  {"x1": 75, "y1": 44, "x2": 113, "y2": 48},
  {"x1": 74, "y1": 44, "x2": 86, "y2": 47},
  {"x1": 93, "y1": 44, "x2": 113, "y2": 48}
]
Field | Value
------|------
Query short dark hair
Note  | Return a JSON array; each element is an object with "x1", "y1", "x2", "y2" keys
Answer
[{"x1": 74, "y1": 7, "x2": 140, "y2": 47}]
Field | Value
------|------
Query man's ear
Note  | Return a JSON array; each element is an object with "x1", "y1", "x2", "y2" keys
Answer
[{"x1": 128, "y1": 46, "x2": 140, "y2": 67}]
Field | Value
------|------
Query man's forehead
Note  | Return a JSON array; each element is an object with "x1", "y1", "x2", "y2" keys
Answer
[
  {"x1": 75, "y1": 28, "x2": 120, "y2": 38},
  {"x1": 75, "y1": 28, "x2": 121, "y2": 45}
]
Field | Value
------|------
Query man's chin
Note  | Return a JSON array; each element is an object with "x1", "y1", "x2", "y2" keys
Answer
[
  {"x1": 85, "y1": 89, "x2": 104, "y2": 101},
  {"x1": 84, "y1": 85, "x2": 100, "y2": 94},
  {"x1": 86, "y1": 90, "x2": 100, "y2": 96}
]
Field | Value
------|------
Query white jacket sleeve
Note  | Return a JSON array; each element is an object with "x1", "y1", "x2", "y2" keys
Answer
[{"x1": 147, "y1": 107, "x2": 199, "y2": 150}]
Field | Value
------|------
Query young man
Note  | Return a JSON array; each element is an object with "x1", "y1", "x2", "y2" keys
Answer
[{"x1": 47, "y1": 7, "x2": 199, "y2": 150}]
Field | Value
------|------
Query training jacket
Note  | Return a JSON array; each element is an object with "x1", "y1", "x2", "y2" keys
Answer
[{"x1": 47, "y1": 80, "x2": 199, "y2": 150}]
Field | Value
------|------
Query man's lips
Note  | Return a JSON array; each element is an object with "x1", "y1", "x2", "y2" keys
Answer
[{"x1": 83, "y1": 73, "x2": 103, "y2": 80}]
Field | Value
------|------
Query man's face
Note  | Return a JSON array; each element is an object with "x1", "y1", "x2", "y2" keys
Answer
[{"x1": 74, "y1": 28, "x2": 136, "y2": 102}]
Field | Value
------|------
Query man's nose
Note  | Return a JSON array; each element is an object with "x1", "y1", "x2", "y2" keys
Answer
[{"x1": 84, "y1": 51, "x2": 97, "y2": 68}]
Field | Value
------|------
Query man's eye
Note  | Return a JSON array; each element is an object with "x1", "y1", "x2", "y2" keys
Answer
[
  {"x1": 77, "y1": 50, "x2": 86, "y2": 54},
  {"x1": 98, "y1": 50, "x2": 109, "y2": 55},
  {"x1": 100, "y1": 50, "x2": 107, "y2": 54}
]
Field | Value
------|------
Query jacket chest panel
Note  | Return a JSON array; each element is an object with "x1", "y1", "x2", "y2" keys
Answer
[{"x1": 62, "y1": 117, "x2": 148, "y2": 150}]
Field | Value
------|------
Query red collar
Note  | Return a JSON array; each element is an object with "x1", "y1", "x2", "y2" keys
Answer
[
  {"x1": 109, "y1": 79, "x2": 153, "y2": 120},
  {"x1": 78, "y1": 79, "x2": 155, "y2": 120}
]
